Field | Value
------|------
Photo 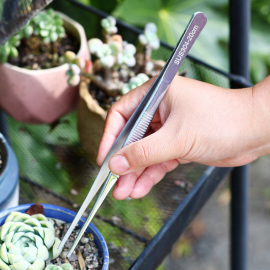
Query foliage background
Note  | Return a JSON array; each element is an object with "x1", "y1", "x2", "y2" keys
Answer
[
  {"x1": 5, "y1": 1, "x2": 269, "y2": 268},
  {"x1": 77, "y1": 0, "x2": 270, "y2": 84}
]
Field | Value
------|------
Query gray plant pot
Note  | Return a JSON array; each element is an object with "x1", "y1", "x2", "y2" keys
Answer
[{"x1": 0, "y1": 133, "x2": 19, "y2": 210}]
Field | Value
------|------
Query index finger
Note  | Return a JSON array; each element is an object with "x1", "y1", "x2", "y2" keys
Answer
[{"x1": 96, "y1": 77, "x2": 156, "y2": 166}]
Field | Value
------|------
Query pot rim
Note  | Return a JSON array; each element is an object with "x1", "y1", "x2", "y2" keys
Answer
[
  {"x1": 0, "y1": 134, "x2": 8, "y2": 178},
  {"x1": 79, "y1": 80, "x2": 107, "y2": 117},
  {"x1": 0, "y1": 134, "x2": 18, "y2": 206}
]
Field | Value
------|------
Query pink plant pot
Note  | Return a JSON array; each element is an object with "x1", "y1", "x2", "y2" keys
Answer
[{"x1": 0, "y1": 12, "x2": 90, "y2": 124}]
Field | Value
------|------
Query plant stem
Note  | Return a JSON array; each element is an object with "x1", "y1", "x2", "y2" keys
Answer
[{"x1": 83, "y1": 73, "x2": 123, "y2": 96}]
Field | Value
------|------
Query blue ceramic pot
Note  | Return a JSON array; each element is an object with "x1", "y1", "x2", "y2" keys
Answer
[
  {"x1": 0, "y1": 203, "x2": 109, "y2": 270},
  {"x1": 0, "y1": 133, "x2": 19, "y2": 210}
]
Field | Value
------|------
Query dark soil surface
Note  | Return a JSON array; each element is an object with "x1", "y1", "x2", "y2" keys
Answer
[
  {"x1": 89, "y1": 83, "x2": 119, "y2": 111},
  {"x1": 8, "y1": 32, "x2": 79, "y2": 70}
]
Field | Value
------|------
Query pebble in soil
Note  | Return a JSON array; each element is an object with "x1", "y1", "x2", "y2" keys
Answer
[{"x1": 46, "y1": 219, "x2": 103, "y2": 270}]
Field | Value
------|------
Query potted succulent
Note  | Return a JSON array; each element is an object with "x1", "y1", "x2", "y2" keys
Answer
[
  {"x1": 0, "y1": 9, "x2": 89, "y2": 124},
  {"x1": 65, "y1": 16, "x2": 167, "y2": 161},
  {"x1": 0, "y1": 203, "x2": 109, "y2": 269}
]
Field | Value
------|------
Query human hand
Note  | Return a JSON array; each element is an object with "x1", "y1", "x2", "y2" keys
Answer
[{"x1": 97, "y1": 75, "x2": 260, "y2": 200}]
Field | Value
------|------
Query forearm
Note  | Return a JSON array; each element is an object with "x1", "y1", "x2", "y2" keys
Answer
[{"x1": 250, "y1": 76, "x2": 270, "y2": 157}]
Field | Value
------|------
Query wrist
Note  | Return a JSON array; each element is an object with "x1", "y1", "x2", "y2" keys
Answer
[{"x1": 250, "y1": 76, "x2": 270, "y2": 158}]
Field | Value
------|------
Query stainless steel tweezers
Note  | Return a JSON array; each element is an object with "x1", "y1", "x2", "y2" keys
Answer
[{"x1": 59, "y1": 11, "x2": 207, "y2": 257}]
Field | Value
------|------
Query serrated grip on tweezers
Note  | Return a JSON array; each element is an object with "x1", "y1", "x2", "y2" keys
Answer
[
  {"x1": 125, "y1": 112, "x2": 153, "y2": 145},
  {"x1": 63, "y1": 12, "x2": 207, "y2": 257}
]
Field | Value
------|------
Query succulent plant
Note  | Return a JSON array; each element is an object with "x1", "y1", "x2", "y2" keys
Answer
[
  {"x1": 30, "y1": 9, "x2": 65, "y2": 44},
  {"x1": 66, "y1": 64, "x2": 81, "y2": 87},
  {"x1": 0, "y1": 19, "x2": 36, "y2": 63},
  {"x1": 0, "y1": 9, "x2": 66, "y2": 64},
  {"x1": 117, "y1": 41, "x2": 136, "y2": 67},
  {"x1": 0, "y1": 35, "x2": 20, "y2": 63},
  {"x1": 65, "y1": 57, "x2": 92, "y2": 87},
  {"x1": 65, "y1": 15, "x2": 162, "y2": 106},
  {"x1": 136, "y1": 22, "x2": 161, "y2": 75},
  {"x1": 0, "y1": 212, "x2": 62, "y2": 270},
  {"x1": 88, "y1": 37, "x2": 136, "y2": 69},
  {"x1": 121, "y1": 73, "x2": 149, "y2": 95},
  {"x1": 45, "y1": 263, "x2": 73, "y2": 270},
  {"x1": 138, "y1": 22, "x2": 160, "y2": 50},
  {"x1": 101, "y1": 16, "x2": 118, "y2": 35}
]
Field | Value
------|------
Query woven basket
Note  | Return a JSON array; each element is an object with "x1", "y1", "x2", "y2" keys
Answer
[{"x1": 77, "y1": 80, "x2": 107, "y2": 162}]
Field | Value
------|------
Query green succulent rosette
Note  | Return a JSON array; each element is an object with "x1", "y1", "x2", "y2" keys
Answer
[
  {"x1": 45, "y1": 263, "x2": 73, "y2": 270},
  {"x1": 0, "y1": 212, "x2": 62, "y2": 270}
]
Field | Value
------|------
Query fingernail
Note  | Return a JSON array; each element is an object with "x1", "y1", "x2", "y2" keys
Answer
[{"x1": 110, "y1": 154, "x2": 130, "y2": 174}]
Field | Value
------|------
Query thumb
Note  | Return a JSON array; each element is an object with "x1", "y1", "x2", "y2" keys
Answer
[{"x1": 108, "y1": 127, "x2": 177, "y2": 175}]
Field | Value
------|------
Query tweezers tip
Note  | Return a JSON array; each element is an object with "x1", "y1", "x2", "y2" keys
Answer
[{"x1": 66, "y1": 250, "x2": 73, "y2": 258}]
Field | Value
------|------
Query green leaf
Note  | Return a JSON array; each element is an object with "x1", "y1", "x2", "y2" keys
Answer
[
  {"x1": 113, "y1": 0, "x2": 229, "y2": 70},
  {"x1": 76, "y1": 0, "x2": 91, "y2": 4},
  {"x1": 0, "y1": 49, "x2": 9, "y2": 63},
  {"x1": 250, "y1": 25, "x2": 270, "y2": 60},
  {"x1": 7, "y1": 116, "x2": 72, "y2": 194},
  {"x1": 40, "y1": 30, "x2": 49, "y2": 37},
  {"x1": 50, "y1": 33, "x2": 58, "y2": 42},
  {"x1": 9, "y1": 47, "x2": 18, "y2": 59},
  {"x1": 90, "y1": 0, "x2": 119, "y2": 14},
  {"x1": 250, "y1": 54, "x2": 268, "y2": 84},
  {"x1": 0, "y1": 257, "x2": 11, "y2": 270}
]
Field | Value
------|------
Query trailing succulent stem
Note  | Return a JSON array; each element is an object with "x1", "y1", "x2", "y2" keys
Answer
[{"x1": 136, "y1": 22, "x2": 160, "y2": 75}]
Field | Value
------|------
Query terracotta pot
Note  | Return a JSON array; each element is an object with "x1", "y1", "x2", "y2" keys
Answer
[
  {"x1": 77, "y1": 80, "x2": 107, "y2": 162},
  {"x1": 0, "y1": 12, "x2": 90, "y2": 124}
]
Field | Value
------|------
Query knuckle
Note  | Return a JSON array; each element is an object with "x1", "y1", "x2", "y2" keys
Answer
[
  {"x1": 108, "y1": 97, "x2": 122, "y2": 113},
  {"x1": 132, "y1": 141, "x2": 151, "y2": 168},
  {"x1": 159, "y1": 162, "x2": 168, "y2": 175},
  {"x1": 108, "y1": 103, "x2": 116, "y2": 115},
  {"x1": 145, "y1": 170, "x2": 157, "y2": 186}
]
